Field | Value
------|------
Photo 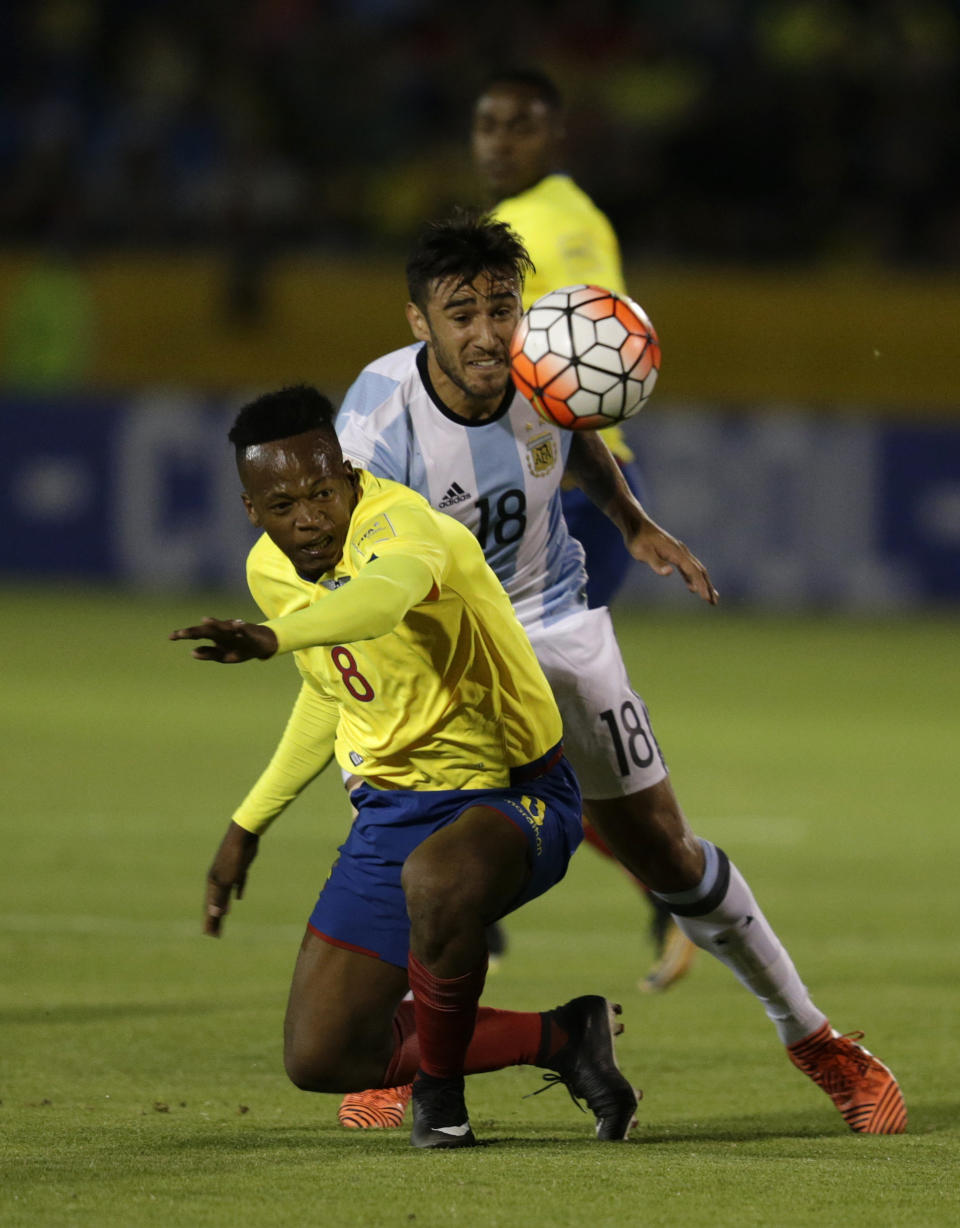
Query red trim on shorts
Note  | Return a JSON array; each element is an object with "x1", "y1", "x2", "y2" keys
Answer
[
  {"x1": 509, "y1": 741, "x2": 563, "y2": 785},
  {"x1": 308, "y1": 922, "x2": 380, "y2": 960}
]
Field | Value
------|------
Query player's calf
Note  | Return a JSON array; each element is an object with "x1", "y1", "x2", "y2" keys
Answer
[{"x1": 584, "y1": 779, "x2": 705, "y2": 893}]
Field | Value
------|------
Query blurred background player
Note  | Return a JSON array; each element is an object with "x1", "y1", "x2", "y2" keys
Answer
[
  {"x1": 170, "y1": 386, "x2": 639, "y2": 1148},
  {"x1": 471, "y1": 67, "x2": 695, "y2": 991}
]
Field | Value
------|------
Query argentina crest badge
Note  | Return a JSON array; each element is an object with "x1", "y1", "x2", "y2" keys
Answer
[{"x1": 525, "y1": 430, "x2": 557, "y2": 478}]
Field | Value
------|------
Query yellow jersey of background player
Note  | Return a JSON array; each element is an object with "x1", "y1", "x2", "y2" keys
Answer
[
  {"x1": 472, "y1": 69, "x2": 634, "y2": 474},
  {"x1": 490, "y1": 172, "x2": 626, "y2": 309}
]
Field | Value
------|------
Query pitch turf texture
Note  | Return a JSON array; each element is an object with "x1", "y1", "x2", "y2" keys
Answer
[{"x1": 2, "y1": 587, "x2": 957, "y2": 1227}]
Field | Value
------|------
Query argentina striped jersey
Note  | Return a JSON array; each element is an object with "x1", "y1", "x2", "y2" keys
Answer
[{"x1": 336, "y1": 343, "x2": 588, "y2": 633}]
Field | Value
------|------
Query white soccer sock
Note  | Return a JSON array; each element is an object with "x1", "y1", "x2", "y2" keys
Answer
[{"x1": 653, "y1": 841, "x2": 827, "y2": 1046}]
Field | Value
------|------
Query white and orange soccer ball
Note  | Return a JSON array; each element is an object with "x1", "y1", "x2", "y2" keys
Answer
[{"x1": 509, "y1": 284, "x2": 661, "y2": 430}]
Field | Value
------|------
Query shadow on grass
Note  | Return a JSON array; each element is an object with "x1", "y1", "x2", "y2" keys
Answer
[
  {"x1": 8, "y1": 1102, "x2": 952, "y2": 1194},
  {"x1": 142, "y1": 1098, "x2": 957, "y2": 1158}
]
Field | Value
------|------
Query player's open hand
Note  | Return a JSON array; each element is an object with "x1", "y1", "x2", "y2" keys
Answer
[
  {"x1": 205, "y1": 821, "x2": 260, "y2": 937},
  {"x1": 628, "y1": 519, "x2": 719, "y2": 605},
  {"x1": 170, "y1": 616, "x2": 278, "y2": 663}
]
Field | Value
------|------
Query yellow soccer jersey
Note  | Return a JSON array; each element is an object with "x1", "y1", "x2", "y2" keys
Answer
[
  {"x1": 491, "y1": 172, "x2": 626, "y2": 309},
  {"x1": 492, "y1": 173, "x2": 633, "y2": 463},
  {"x1": 233, "y1": 471, "x2": 562, "y2": 831}
]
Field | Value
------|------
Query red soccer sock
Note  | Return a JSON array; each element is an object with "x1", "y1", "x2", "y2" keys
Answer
[
  {"x1": 407, "y1": 952, "x2": 488, "y2": 1080},
  {"x1": 383, "y1": 995, "x2": 568, "y2": 1086}
]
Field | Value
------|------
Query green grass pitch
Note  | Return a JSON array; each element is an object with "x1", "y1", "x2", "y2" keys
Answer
[{"x1": 2, "y1": 586, "x2": 958, "y2": 1226}]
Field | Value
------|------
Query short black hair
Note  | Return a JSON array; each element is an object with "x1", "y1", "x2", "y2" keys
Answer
[
  {"x1": 228, "y1": 384, "x2": 339, "y2": 459},
  {"x1": 406, "y1": 209, "x2": 534, "y2": 309},
  {"x1": 476, "y1": 68, "x2": 563, "y2": 113}
]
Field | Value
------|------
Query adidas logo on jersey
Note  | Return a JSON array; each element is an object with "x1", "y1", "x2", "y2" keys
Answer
[{"x1": 438, "y1": 482, "x2": 472, "y2": 508}]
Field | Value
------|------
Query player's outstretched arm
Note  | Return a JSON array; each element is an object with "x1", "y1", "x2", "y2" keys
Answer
[
  {"x1": 566, "y1": 430, "x2": 718, "y2": 605},
  {"x1": 172, "y1": 556, "x2": 436, "y2": 665},
  {"x1": 259, "y1": 553, "x2": 437, "y2": 654},
  {"x1": 170, "y1": 617, "x2": 278, "y2": 663},
  {"x1": 627, "y1": 517, "x2": 718, "y2": 605},
  {"x1": 230, "y1": 680, "x2": 339, "y2": 838},
  {"x1": 205, "y1": 821, "x2": 259, "y2": 937}
]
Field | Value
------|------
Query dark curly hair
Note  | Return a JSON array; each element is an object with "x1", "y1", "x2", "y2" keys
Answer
[
  {"x1": 405, "y1": 209, "x2": 534, "y2": 309},
  {"x1": 228, "y1": 384, "x2": 339, "y2": 460}
]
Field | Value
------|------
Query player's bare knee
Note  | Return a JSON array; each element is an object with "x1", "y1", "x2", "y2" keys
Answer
[
  {"x1": 283, "y1": 1041, "x2": 339, "y2": 1093},
  {"x1": 404, "y1": 864, "x2": 470, "y2": 934},
  {"x1": 403, "y1": 864, "x2": 493, "y2": 969}
]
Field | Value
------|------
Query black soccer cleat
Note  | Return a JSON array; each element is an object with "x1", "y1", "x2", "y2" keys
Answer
[
  {"x1": 538, "y1": 995, "x2": 640, "y2": 1140},
  {"x1": 410, "y1": 1072, "x2": 477, "y2": 1149}
]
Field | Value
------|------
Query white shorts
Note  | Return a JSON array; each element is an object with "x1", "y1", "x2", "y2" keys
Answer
[{"x1": 526, "y1": 606, "x2": 667, "y2": 800}]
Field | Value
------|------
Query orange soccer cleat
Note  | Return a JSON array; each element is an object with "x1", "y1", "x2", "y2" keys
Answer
[
  {"x1": 338, "y1": 1084, "x2": 412, "y2": 1130},
  {"x1": 787, "y1": 1021, "x2": 907, "y2": 1134}
]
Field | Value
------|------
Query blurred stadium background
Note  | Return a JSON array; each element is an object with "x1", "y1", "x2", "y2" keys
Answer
[
  {"x1": 3, "y1": 7, "x2": 959, "y2": 1218},
  {"x1": 1, "y1": 0, "x2": 958, "y2": 607}
]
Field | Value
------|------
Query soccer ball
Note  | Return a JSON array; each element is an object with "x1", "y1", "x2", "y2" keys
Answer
[{"x1": 509, "y1": 284, "x2": 661, "y2": 430}]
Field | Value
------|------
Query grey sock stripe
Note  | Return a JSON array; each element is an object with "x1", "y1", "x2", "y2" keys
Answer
[{"x1": 651, "y1": 840, "x2": 731, "y2": 918}]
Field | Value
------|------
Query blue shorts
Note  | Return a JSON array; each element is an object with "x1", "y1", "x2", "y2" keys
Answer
[
  {"x1": 561, "y1": 459, "x2": 645, "y2": 608},
  {"x1": 308, "y1": 746, "x2": 583, "y2": 968}
]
